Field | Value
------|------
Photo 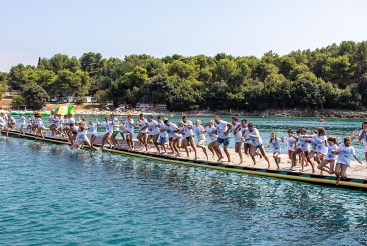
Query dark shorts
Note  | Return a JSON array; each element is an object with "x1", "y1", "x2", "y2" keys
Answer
[
  {"x1": 216, "y1": 137, "x2": 230, "y2": 147},
  {"x1": 159, "y1": 137, "x2": 167, "y2": 144},
  {"x1": 186, "y1": 136, "x2": 193, "y2": 141},
  {"x1": 255, "y1": 144, "x2": 262, "y2": 149},
  {"x1": 169, "y1": 137, "x2": 173, "y2": 142}
]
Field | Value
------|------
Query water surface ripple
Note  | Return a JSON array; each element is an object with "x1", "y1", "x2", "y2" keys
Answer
[{"x1": 0, "y1": 137, "x2": 367, "y2": 245}]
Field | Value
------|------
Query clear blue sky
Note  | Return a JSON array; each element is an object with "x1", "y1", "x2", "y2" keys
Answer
[{"x1": 1, "y1": 0, "x2": 367, "y2": 72}]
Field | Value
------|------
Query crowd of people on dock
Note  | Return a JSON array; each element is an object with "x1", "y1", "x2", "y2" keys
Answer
[{"x1": 1, "y1": 111, "x2": 366, "y2": 185}]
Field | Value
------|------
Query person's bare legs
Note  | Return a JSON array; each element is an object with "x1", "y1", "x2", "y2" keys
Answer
[
  {"x1": 235, "y1": 142, "x2": 243, "y2": 165},
  {"x1": 258, "y1": 146, "x2": 271, "y2": 168},
  {"x1": 197, "y1": 140, "x2": 208, "y2": 160},
  {"x1": 213, "y1": 141, "x2": 223, "y2": 161}
]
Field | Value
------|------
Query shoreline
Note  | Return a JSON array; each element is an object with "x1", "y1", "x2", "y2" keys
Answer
[{"x1": 70, "y1": 109, "x2": 366, "y2": 119}]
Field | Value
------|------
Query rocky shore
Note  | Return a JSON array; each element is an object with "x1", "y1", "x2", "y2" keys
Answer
[{"x1": 217, "y1": 109, "x2": 367, "y2": 119}]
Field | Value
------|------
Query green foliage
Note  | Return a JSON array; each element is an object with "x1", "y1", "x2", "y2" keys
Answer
[
  {"x1": 4, "y1": 40, "x2": 367, "y2": 111},
  {"x1": 75, "y1": 96, "x2": 86, "y2": 105},
  {"x1": 11, "y1": 95, "x2": 27, "y2": 106},
  {"x1": 0, "y1": 72, "x2": 7, "y2": 99},
  {"x1": 22, "y1": 84, "x2": 50, "y2": 109}
]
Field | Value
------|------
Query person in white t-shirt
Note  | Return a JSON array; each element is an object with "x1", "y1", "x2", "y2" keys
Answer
[
  {"x1": 88, "y1": 119, "x2": 100, "y2": 151},
  {"x1": 136, "y1": 113, "x2": 148, "y2": 151},
  {"x1": 157, "y1": 116, "x2": 169, "y2": 154},
  {"x1": 266, "y1": 132, "x2": 282, "y2": 170},
  {"x1": 203, "y1": 120, "x2": 219, "y2": 158},
  {"x1": 5, "y1": 114, "x2": 15, "y2": 139},
  {"x1": 282, "y1": 128, "x2": 297, "y2": 168},
  {"x1": 357, "y1": 121, "x2": 367, "y2": 166},
  {"x1": 48, "y1": 111, "x2": 56, "y2": 136},
  {"x1": 182, "y1": 116, "x2": 197, "y2": 159},
  {"x1": 332, "y1": 136, "x2": 362, "y2": 185},
  {"x1": 245, "y1": 123, "x2": 271, "y2": 168},
  {"x1": 312, "y1": 127, "x2": 328, "y2": 165},
  {"x1": 147, "y1": 115, "x2": 160, "y2": 154},
  {"x1": 193, "y1": 120, "x2": 208, "y2": 160},
  {"x1": 231, "y1": 117, "x2": 243, "y2": 165},
  {"x1": 101, "y1": 116, "x2": 113, "y2": 150},
  {"x1": 19, "y1": 114, "x2": 26, "y2": 134},
  {"x1": 213, "y1": 116, "x2": 232, "y2": 163},
  {"x1": 317, "y1": 136, "x2": 338, "y2": 175},
  {"x1": 121, "y1": 113, "x2": 135, "y2": 151},
  {"x1": 110, "y1": 114, "x2": 121, "y2": 149},
  {"x1": 164, "y1": 119, "x2": 181, "y2": 156},
  {"x1": 240, "y1": 119, "x2": 252, "y2": 156}
]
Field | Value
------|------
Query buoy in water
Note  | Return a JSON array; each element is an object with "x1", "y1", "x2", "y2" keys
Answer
[{"x1": 319, "y1": 119, "x2": 324, "y2": 122}]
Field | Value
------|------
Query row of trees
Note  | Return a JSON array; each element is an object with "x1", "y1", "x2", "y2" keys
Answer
[{"x1": 2, "y1": 40, "x2": 367, "y2": 110}]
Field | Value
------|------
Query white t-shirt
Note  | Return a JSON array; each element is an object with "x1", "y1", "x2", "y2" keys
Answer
[
  {"x1": 246, "y1": 128, "x2": 262, "y2": 147},
  {"x1": 102, "y1": 121, "x2": 113, "y2": 134},
  {"x1": 140, "y1": 119, "x2": 148, "y2": 133},
  {"x1": 179, "y1": 126, "x2": 186, "y2": 138},
  {"x1": 168, "y1": 123, "x2": 181, "y2": 139},
  {"x1": 89, "y1": 123, "x2": 98, "y2": 136},
  {"x1": 241, "y1": 126, "x2": 251, "y2": 144},
  {"x1": 183, "y1": 120, "x2": 194, "y2": 137},
  {"x1": 148, "y1": 120, "x2": 159, "y2": 135},
  {"x1": 310, "y1": 134, "x2": 318, "y2": 152},
  {"x1": 0, "y1": 117, "x2": 5, "y2": 124},
  {"x1": 193, "y1": 125, "x2": 205, "y2": 141},
  {"x1": 269, "y1": 138, "x2": 282, "y2": 153},
  {"x1": 113, "y1": 118, "x2": 120, "y2": 131},
  {"x1": 284, "y1": 136, "x2": 297, "y2": 151},
  {"x1": 159, "y1": 122, "x2": 168, "y2": 138},
  {"x1": 54, "y1": 118, "x2": 61, "y2": 127},
  {"x1": 298, "y1": 136, "x2": 310, "y2": 151},
  {"x1": 205, "y1": 126, "x2": 217, "y2": 141},
  {"x1": 125, "y1": 119, "x2": 134, "y2": 133},
  {"x1": 359, "y1": 129, "x2": 367, "y2": 152},
  {"x1": 313, "y1": 135, "x2": 328, "y2": 155},
  {"x1": 336, "y1": 143, "x2": 356, "y2": 166},
  {"x1": 325, "y1": 144, "x2": 338, "y2": 161},
  {"x1": 216, "y1": 120, "x2": 230, "y2": 139},
  {"x1": 68, "y1": 118, "x2": 76, "y2": 125},
  {"x1": 232, "y1": 123, "x2": 242, "y2": 142},
  {"x1": 20, "y1": 116, "x2": 26, "y2": 125}
]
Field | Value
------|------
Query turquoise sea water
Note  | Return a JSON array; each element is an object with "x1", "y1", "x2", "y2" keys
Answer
[
  {"x1": 0, "y1": 138, "x2": 367, "y2": 245},
  {"x1": 3, "y1": 116, "x2": 367, "y2": 245}
]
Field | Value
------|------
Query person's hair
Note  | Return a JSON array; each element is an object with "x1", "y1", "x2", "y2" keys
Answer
[
  {"x1": 139, "y1": 113, "x2": 144, "y2": 118},
  {"x1": 182, "y1": 115, "x2": 187, "y2": 119},
  {"x1": 157, "y1": 116, "x2": 162, "y2": 120},
  {"x1": 344, "y1": 136, "x2": 353, "y2": 147},
  {"x1": 164, "y1": 119, "x2": 169, "y2": 124},
  {"x1": 248, "y1": 123, "x2": 254, "y2": 128},
  {"x1": 288, "y1": 128, "x2": 293, "y2": 134},
  {"x1": 301, "y1": 128, "x2": 306, "y2": 134},
  {"x1": 296, "y1": 128, "x2": 301, "y2": 134},
  {"x1": 79, "y1": 125, "x2": 85, "y2": 131},
  {"x1": 232, "y1": 117, "x2": 238, "y2": 122},
  {"x1": 361, "y1": 121, "x2": 367, "y2": 129},
  {"x1": 327, "y1": 136, "x2": 338, "y2": 145},
  {"x1": 208, "y1": 120, "x2": 214, "y2": 125},
  {"x1": 311, "y1": 129, "x2": 317, "y2": 134},
  {"x1": 241, "y1": 119, "x2": 247, "y2": 123},
  {"x1": 318, "y1": 127, "x2": 326, "y2": 136},
  {"x1": 270, "y1": 132, "x2": 277, "y2": 143},
  {"x1": 148, "y1": 115, "x2": 153, "y2": 119},
  {"x1": 196, "y1": 119, "x2": 202, "y2": 125},
  {"x1": 178, "y1": 121, "x2": 183, "y2": 125}
]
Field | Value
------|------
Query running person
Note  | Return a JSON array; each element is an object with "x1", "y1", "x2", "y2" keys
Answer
[
  {"x1": 147, "y1": 115, "x2": 160, "y2": 154},
  {"x1": 5, "y1": 114, "x2": 15, "y2": 139},
  {"x1": 245, "y1": 123, "x2": 271, "y2": 168},
  {"x1": 136, "y1": 113, "x2": 148, "y2": 151},
  {"x1": 193, "y1": 120, "x2": 208, "y2": 160},
  {"x1": 266, "y1": 132, "x2": 281, "y2": 170},
  {"x1": 240, "y1": 119, "x2": 251, "y2": 156},
  {"x1": 164, "y1": 119, "x2": 181, "y2": 156},
  {"x1": 358, "y1": 121, "x2": 367, "y2": 166},
  {"x1": 123, "y1": 114, "x2": 135, "y2": 151},
  {"x1": 318, "y1": 136, "x2": 338, "y2": 175},
  {"x1": 101, "y1": 116, "x2": 113, "y2": 150},
  {"x1": 213, "y1": 116, "x2": 232, "y2": 163},
  {"x1": 332, "y1": 136, "x2": 362, "y2": 185},
  {"x1": 204, "y1": 120, "x2": 219, "y2": 158},
  {"x1": 283, "y1": 128, "x2": 297, "y2": 168},
  {"x1": 19, "y1": 114, "x2": 26, "y2": 134},
  {"x1": 110, "y1": 114, "x2": 121, "y2": 149},
  {"x1": 157, "y1": 116, "x2": 168, "y2": 154},
  {"x1": 182, "y1": 116, "x2": 197, "y2": 159},
  {"x1": 88, "y1": 119, "x2": 99, "y2": 152},
  {"x1": 73, "y1": 125, "x2": 92, "y2": 151},
  {"x1": 231, "y1": 117, "x2": 243, "y2": 165}
]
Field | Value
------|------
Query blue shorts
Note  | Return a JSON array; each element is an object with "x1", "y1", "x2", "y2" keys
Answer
[
  {"x1": 159, "y1": 137, "x2": 167, "y2": 144},
  {"x1": 216, "y1": 137, "x2": 230, "y2": 147}
]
